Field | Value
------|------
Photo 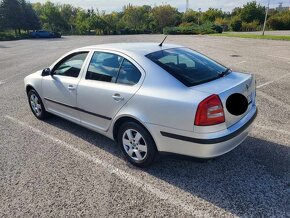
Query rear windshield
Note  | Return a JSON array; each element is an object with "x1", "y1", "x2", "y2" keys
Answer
[{"x1": 146, "y1": 48, "x2": 228, "y2": 87}]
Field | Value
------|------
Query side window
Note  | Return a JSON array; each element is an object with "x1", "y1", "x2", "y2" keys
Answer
[
  {"x1": 86, "y1": 52, "x2": 123, "y2": 83},
  {"x1": 53, "y1": 52, "x2": 88, "y2": 78},
  {"x1": 117, "y1": 59, "x2": 141, "y2": 85}
]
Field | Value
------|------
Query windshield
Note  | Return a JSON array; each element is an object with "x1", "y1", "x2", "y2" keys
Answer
[{"x1": 146, "y1": 48, "x2": 229, "y2": 87}]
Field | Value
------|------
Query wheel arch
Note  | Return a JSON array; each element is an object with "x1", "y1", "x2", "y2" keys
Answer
[
  {"x1": 26, "y1": 84, "x2": 35, "y2": 94},
  {"x1": 112, "y1": 116, "x2": 158, "y2": 150}
]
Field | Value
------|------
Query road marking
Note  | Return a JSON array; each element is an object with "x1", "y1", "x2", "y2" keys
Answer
[
  {"x1": 229, "y1": 61, "x2": 246, "y2": 67},
  {"x1": 234, "y1": 60, "x2": 246, "y2": 65},
  {"x1": 257, "y1": 90, "x2": 290, "y2": 111},
  {"x1": 254, "y1": 124, "x2": 290, "y2": 136},
  {"x1": 268, "y1": 55, "x2": 290, "y2": 61},
  {"x1": 4, "y1": 115, "x2": 218, "y2": 217},
  {"x1": 257, "y1": 72, "x2": 290, "y2": 89}
]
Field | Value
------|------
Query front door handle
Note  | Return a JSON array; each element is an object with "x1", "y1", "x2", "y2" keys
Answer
[
  {"x1": 112, "y1": 93, "x2": 124, "y2": 101},
  {"x1": 68, "y1": 85, "x2": 76, "y2": 91}
]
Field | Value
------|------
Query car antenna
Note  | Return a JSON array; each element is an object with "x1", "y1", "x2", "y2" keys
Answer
[{"x1": 159, "y1": 35, "x2": 168, "y2": 47}]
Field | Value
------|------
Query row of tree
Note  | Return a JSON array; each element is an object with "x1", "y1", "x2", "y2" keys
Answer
[{"x1": 0, "y1": 0, "x2": 289, "y2": 36}]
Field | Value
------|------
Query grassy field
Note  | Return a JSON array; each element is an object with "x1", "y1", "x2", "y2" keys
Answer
[{"x1": 210, "y1": 33, "x2": 290, "y2": 41}]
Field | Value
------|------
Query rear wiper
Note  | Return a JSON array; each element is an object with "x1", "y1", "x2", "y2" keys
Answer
[{"x1": 219, "y1": 68, "x2": 231, "y2": 77}]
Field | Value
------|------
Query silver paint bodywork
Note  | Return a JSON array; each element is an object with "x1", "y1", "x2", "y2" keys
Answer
[{"x1": 24, "y1": 43, "x2": 257, "y2": 158}]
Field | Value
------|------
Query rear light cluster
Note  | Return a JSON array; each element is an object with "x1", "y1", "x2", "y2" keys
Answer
[{"x1": 194, "y1": 94, "x2": 225, "y2": 126}]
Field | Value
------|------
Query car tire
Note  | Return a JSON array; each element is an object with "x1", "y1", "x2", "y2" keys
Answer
[
  {"x1": 117, "y1": 122, "x2": 158, "y2": 167},
  {"x1": 27, "y1": 89, "x2": 48, "y2": 120}
]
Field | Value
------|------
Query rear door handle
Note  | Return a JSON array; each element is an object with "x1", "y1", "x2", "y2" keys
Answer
[
  {"x1": 68, "y1": 85, "x2": 76, "y2": 91},
  {"x1": 112, "y1": 93, "x2": 124, "y2": 101}
]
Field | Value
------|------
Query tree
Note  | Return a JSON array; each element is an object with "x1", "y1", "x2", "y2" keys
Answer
[
  {"x1": 34, "y1": 1, "x2": 68, "y2": 32},
  {"x1": 240, "y1": 1, "x2": 265, "y2": 23},
  {"x1": 122, "y1": 5, "x2": 151, "y2": 31},
  {"x1": 102, "y1": 12, "x2": 122, "y2": 34},
  {"x1": 19, "y1": 0, "x2": 40, "y2": 32},
  {"x1": 59, "y1": 4, "x2": 78, "y2": 33},
  {"x1": 182, "y1": 9, "x2": 199, "y2": 24},
  {"x1": 202, "y1": 8, "x2": 224, "y2": 23},
  {"x1": 151, "y1": 5, "x2": 180, "y2": 32},
  {"x1": 75, "y1": 9, "x2": 90, "y2": 34},
  {"x1": 0, "y1": 0, "x2": 22, "y2": 35}
]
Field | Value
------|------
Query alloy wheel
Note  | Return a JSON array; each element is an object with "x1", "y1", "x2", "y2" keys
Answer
[
  {"x1": 30, "y1": 93, "x2": 42, "y2": 116},
  {"x1": 122, "y1": 129, "x2": 148, "y2": 161}
]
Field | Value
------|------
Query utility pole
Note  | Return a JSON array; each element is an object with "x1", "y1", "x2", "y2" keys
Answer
[
  {"x1": 186, "y1": 0, "x2": 189, "y2": 11},
  {"x1": 262, "y1": 0, "x2": 270, "y2": 36},
  {"x1": 198, "y1": 8, "x2": 201, "y2": 25}
]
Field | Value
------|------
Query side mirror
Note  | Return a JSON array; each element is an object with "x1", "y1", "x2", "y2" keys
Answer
[{"x1": 42, "y1": 68, "x2": 51, "y2": 76}]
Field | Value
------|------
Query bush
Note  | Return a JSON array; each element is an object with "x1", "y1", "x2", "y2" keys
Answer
[
  {"x1": 230, "y1": 17, "x2": 242, "y2": 31},
  {"x1": 118, "y1": 28, "x2": 152, "y2": 35},
  {"x1": 0, "y1": 32, "x2": 17, "y2": 41},
  {"x1": 215, "y1": 18, "x2": 230, "y2": 31},
  {"x1": 212, "y1": 24, "x2": 223, "y2": 33},
  {"x1": 268, "y1": 12, "x2": 290, "y2": 30},
  {"x1": 163, "y1": 26, "x2": 196, "y2": 35},
  {"x1": 241, "y1": 20, "x2": 260, "y2": 31},
  {"x1": 163, "y1": 23, "x2": 221, "y2": 35},
  {"x1": 0, "y1": 31, "x2": 29, "y2": 41}
]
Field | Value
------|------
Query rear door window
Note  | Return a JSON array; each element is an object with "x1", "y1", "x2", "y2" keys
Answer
[
  {"x1": 86, "y1": 52, "x2": 123, "y2": 83},
  {"x1": 116, "y1": 59, "x2": 141, "y2": 85}
]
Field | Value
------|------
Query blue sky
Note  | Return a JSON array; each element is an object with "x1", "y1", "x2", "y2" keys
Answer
[{"x1": 29, "y1": 0, "x2": 289, "y2": 12}]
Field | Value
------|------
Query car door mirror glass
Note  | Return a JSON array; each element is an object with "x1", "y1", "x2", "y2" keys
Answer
[{"x1": 42, "y1": 68, "x2": 51, "y2": 76}]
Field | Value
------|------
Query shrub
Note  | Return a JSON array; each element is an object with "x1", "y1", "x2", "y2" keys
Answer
[
  {"x1": 117, "y1": 28, "x2": 152, "y2": 35},
  {"x1": 163, "y1": 26, "x2": 196, "y2": 35},
  {"x1": 230, "y1": 16, "x2": 242, "y2": 31},
  {"x1": 199, "y1": 22, "x2": 217, "y2": 34},
  {"x1": 163, "y1": 23, "x2": 221, "y2": 35},
  {"x1": 215, "y1": 18, "x2": 230, "y2": 31},
  {"x1": 0, "y1": 31, "x2": 32, "y2": 41},
  {"x1": 268, "y1": 12, "x2": 290, "y2": 30},
  {"x1": 212, "y1": 24, "x2": 223, "y2": 33},
  {"x1": 241, "y1": 20, "x2": 260, "y2": 31}
]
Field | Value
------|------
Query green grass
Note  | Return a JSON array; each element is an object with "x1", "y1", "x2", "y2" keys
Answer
[{"x1": 209, "y1": 33, "x2": 290, "y2": 41}]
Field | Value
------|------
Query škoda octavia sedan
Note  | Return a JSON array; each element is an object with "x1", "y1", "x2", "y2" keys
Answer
[{"x1": 25, "y1": 43, "x2": 257, "y2": 167}]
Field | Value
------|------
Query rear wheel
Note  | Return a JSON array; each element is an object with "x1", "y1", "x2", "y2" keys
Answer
[
  {"x1": 117, "y1": 122, "x2": 157, "y2": 167},
  {"x1": 28, "y1": 89, "x2": 48, "y2": 120}
]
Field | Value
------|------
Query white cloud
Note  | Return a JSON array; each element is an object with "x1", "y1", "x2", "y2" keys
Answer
[{"x1": 28, "y1": 0, "x2": 289, "y2": 12}]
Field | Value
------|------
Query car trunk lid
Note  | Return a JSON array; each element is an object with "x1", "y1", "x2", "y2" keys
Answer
[{"x1": 191, "y1": 72, "x2": 256, "y2": 128}]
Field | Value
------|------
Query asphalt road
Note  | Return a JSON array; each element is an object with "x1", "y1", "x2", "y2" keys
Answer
[{"x1": 0, "y1": 35, "x2": 289, "y2": 217}]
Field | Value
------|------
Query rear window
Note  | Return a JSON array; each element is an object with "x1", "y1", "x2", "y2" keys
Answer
[{"x1": 146, "y1": 48, "x2": 228, "y2": 87}]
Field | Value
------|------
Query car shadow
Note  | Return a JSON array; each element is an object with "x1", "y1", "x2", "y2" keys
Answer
[
  {"x1": 0, "y1": 45, "x2": 9, "y2": 48},
  {"x1": 43, "y1": 116, "x2": 290, "y2": 217}
]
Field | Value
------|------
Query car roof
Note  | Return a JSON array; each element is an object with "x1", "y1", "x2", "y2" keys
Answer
[{"x1": 80, "y1": 43, "x2": 183, "y2": 56}]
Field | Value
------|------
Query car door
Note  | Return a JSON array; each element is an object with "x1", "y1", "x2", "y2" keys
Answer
[
  {"x1": 42, "y1": 51, "x2": 89, "y2": 123},
  {"x1": 77, "y1": 51, "x2": 144, "y2": 132}
]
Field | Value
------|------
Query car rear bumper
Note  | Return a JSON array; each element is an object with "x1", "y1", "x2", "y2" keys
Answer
[{"x1": 145, "y1": 106, "x2": 257, "y2": 158}]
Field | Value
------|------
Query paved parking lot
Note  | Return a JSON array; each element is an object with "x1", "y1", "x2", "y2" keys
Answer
[{"x1": 0, "y1": 35, "x2": 289, "y2": 217}]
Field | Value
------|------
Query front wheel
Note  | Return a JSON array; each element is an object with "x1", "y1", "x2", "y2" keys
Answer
[
  {"x1": 28, "y1": 89, "x2": 48, "y2": 120},
  {"x1": 117, "y1": 122, "x2": 158, "y2": 167}
]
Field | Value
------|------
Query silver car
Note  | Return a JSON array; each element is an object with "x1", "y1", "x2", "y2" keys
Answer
[{"x1": 24, "y1": 43, "x2": 257, "y2": 167}]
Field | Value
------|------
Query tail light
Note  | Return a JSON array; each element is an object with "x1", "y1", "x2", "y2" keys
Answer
[{"x1": 194, "y1": 94, "x2": 225, "y2": 126}]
